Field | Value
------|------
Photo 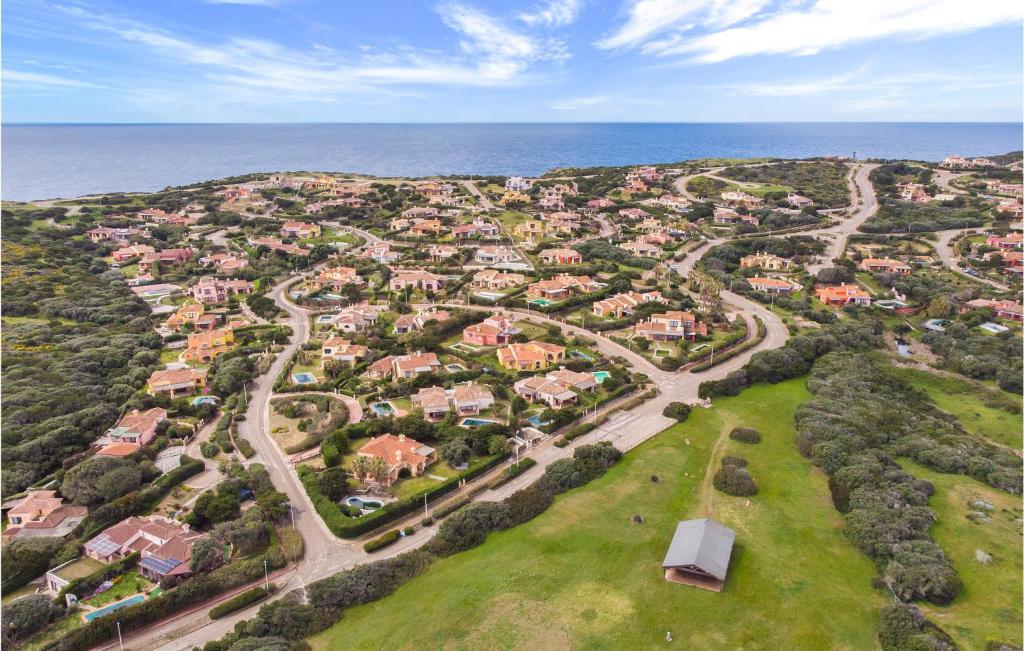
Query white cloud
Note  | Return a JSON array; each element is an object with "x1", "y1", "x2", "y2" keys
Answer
[
  {"x1": 549, "y1": 95, "x2": 611, "y2": 109},
  {"x1": 2, "y1": 69, "x2": 101, "y2": 88},
  {"x1": 519, "y1": 0, "x2": 584, "y2": 27},
  {"x1": 598, "y1": 0, "x2": 1023, "y2": 63},
  {"x1": 49, "y1": 2, "x2": 564, "y2": 99}
]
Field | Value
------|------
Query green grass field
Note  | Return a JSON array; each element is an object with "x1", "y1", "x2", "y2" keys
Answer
[
  {"x1": 884, "y1": 365, "x2": 1021, "y2": 449},
  {"x1": 900, "y1": 460, "x2": 1022, "y2": 648},
  {"x1": 310, "y1": 379, "x2": 886, "y2": 650}
]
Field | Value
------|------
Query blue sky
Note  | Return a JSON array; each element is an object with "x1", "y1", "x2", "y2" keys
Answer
[{"x1": 2, "y1": 0, "x2": 1022, "y2": 122}]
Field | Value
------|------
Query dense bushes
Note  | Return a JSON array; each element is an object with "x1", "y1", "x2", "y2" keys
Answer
[
  {"x1": 562, "y1": 422, "x2": 596, "y2": 442},
  {"x1": 209, "y1": 584, "x2": 279, "y2": 619},
  {"x1": 877, "y1": 605, "x2": 955, "y2": 651},
  {"x1": 2, "y1": 593, "x2": 64, "y2": 644},
  {"x1": 308, "y1": 550, "x2": 436, "y2": 612},
  {"x1": 862, "y1": 201, "x2": 985, "y2": 234},
  {"x1": 729, "y1": 427, "x2": 761, "y2": 444},
  {"x1": 795, "y1": 353, "x2": 1020, "y2": 605},
  {"x1": 712, "y1": 456, "x2": 758, "y2": 496},
  {"x1": 663, "y1": 402, "x2": 691, "y2": 422},
  {"x1": 698, "y1": 320, "x2": 882, "y2": 399},
  {"x1": 1, "y1": 536, "x2": 75, "y2": 594},
  {"x1": 719, "y1": 160, "x2": 850, "y2": 207}
]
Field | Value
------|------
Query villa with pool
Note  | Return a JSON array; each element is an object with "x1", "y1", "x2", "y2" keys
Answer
[{"x1": 356, "y1": 434, "x2": 437, "y2": 486}]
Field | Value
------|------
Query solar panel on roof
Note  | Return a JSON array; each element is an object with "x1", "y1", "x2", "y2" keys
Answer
[
  {"x1": 139, "y1": 556, "x2": 181, "y2": 575},
  {"x1": 85, "y1": 535, "x2": 120, "y2": 557}
]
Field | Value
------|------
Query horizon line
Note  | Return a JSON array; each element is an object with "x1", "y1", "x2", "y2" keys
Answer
[{"x1": 3, "y1": 120, "x2": 1022, "y2": 127}]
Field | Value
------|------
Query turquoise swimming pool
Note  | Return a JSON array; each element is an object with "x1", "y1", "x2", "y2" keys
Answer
[
  {"x1": 569, "y1": 350, "x2": 594, "y2": 361},
  {"x1": 370, "y1": 401, "x2": 396, "y2": 416},
  {"x1": 84, "y1": 594, "x2": 146, "y2": 622},
  {"x1": 526, "y1": 414, "x2": 550, "y2": 427},
  {"x1": 461, "y1": 417, "x2": 498, "y2": 428},
  {"x1": 346, "y1": 496, "x2": 383, "y2": 511},
  {"x1": 292, "y1": 372, "x2": 316, "y2": 384},
  {"x1": 592, "y1": 371, "x2": 611, "y2": 383},
  {"x1": 529, "y1": 298, "x2": 552, "y2": 306}
]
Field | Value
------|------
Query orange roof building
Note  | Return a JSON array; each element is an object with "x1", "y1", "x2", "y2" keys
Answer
[{"x1": 356, "y1": 434, "x2": 437, "y2": 486}]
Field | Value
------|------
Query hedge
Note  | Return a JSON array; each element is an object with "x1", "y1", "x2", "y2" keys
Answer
[
  {"x1": 363, "y1": 529, "x2": 401, "y2": 553},
  {"x1": 209, "y1": 583, "x2": 279, "y2": 619},
  {"x1": 488, "y1": 458, "x2": 538, "y2": 489},
  {"x1": 690, "y1": 315, "x2": 766, "y2": 372},
  {"x1": 562, "y1": 422, "x2": 596, "y2": 442},
  {"x1": 235, "y1": 438, "x2": 256, "y2": 459},
  {"x1": 301, "y1": 453, "x2": 507, "y2": 539}
]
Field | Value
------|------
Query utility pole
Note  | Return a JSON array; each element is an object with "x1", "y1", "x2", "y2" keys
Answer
[
  {"x1": 263, "y1": 559, "x2": 270, "y2": 592},
  {"x1": 116, "y1": 622, "x2": 124, "y2": 651},
  {"x1": 709, "y1": 345, "x2": 714, "y2": 366},
  {"x1": 423, "y1": 494, "x2": 429, "y2": 520}
]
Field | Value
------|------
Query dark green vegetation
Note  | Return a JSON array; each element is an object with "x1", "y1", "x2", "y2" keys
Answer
[
  {"x1": 795, "y1": 353, "x2": 1020, "y2": 605},
  {"x1": 1, "y1": 207, "x2": 159, "y2": 494},
  {"x1": 209, "y1": 584, "x2": 279, "y2": 619},
  {"x1": 922, "y1": 324, "x2": 1022, "y2": 394},
  {"x1": 718, "y1": 160, "x2": 851, "y2": 207},
  {"x1": 712, "y1": 455, "x2": 758, "y2": 496},
  {"x1": 865, "y1": 164, "x2": 987, "y2": 233}
]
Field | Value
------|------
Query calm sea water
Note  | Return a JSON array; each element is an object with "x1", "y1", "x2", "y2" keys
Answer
[{"x1": 2, "y1": 122, "x2": 1020, "y2": 201}]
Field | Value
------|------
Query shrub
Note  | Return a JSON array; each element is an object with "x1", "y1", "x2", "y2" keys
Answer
[
  {"x1": 428, "y1": 502, "x2": 512, "y2": 556},
  {"x1": 308, "y1": 550, "x2": 435, "y2": 612},
  {"x1": 563, "y1": 422, "x2": 595, "y2": 441},
  {"x1": 2, "y1": 593, "x2": 63, "y2": 643},
  {"x1": 278, "y1": 527, "x2": 304, "y2": 562},
  {"x1": 713, "y1": 461, "x2": 758, "y2": 496},
  {"x1": 553, "y1": 438, "x2": 569, "y2": 448},
  {"x1": 200, "y1": 441, "x2": 219, "y2": 458},
  {"x1": 877, "y1": 605, "x2": 956, "y2": 651},
  {"x1": 363, "y1": 529, "x2": 401, "y2": 553},
  {"x1": 236, "y1": 438, "x2": 256, "y2": 459},
  {"x1": 209, "y1": 584, "x2": 279, "y2": 619},
  {"x1": 663, "y1": 402, "x2": 692, "y2": 422},
  {"x1": 729, "y1": 427, "x2": 761, "y2": 444},
  {"x1": 504, "y1": 485, "x2": 554, "y2": 526},
  {"x1": 488, "y1": 458, "x2": 537, "y2": 489}
]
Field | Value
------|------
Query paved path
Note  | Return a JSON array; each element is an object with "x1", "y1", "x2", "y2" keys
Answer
[{"x1": 932, "y1": 228, "x2": 1011, "y2": 290}]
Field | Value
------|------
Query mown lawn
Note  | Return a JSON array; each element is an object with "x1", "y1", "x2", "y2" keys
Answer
[
  {"x1": 900, "y1": 460, "x2": 1023, "y2": 649},
  {"x1": 310, "y1": 379, "x2": 885, "y2": 650},
  {"x1": 885, "y1": 365, "x2": 1021, "y2": 449}
]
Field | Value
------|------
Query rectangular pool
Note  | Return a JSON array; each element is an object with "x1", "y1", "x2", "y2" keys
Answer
[
  {"x1": 592, "y1": 371, "x2": 611, "y2": 383},
  {"x1": 84, "y1": 594, "x2": 146, "y2": 622},
  {"x1": 461, "y1": 418, "x2": 498, "y2": 428},
  {"x1": 292, "y1": 372, "x2": 317, "y2": 384},
  {"x1": 370, "y1": 401, "x2": 396, "y2": 416}
]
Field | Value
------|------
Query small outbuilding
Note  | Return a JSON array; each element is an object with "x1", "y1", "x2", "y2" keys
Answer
[{"x1": 661, "y1": 518, "x2": 735, "y2": 592}]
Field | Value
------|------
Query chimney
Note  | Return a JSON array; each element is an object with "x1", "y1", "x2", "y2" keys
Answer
[
  {"x1": 398, "y1": 434, "x2": 406, "y2": 443},
  {"x1": 395, "y1": 450, "x2": 403, "y2": 461}
]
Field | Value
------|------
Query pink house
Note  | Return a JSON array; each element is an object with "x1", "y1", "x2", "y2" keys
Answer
[
  {"x1": 99, "y1": 408, "x2": 168, "y2": 450},
  {"x1": 462, "y1": 315, "x2": 519, "y2": 346}
]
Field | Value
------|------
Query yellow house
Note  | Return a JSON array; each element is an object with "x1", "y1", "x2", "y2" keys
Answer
[
  {"x1": 500, "y1": 190, "x2": 531, "y2": 205},
  {"x1": 514, "y1": 220, "x2": 547, "y2": 239},
  {"x1": 183, "y1": 328, "x2": 235, "y2": 363},
  {"x1": 496, "y1": 341, "x2": 566, "y2": 371}
]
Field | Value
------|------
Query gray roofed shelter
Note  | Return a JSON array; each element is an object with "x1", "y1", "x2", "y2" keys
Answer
[{"x1": 661, "y1": 518, "x2": 735, "y2": 592}]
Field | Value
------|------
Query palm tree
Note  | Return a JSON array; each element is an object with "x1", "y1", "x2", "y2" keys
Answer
[
  {"x1": 351, "y1": 455, "x2": 372, "y2": 483},
  {"x1": 368, "y1": 457, "x2": 389, "y2": 484}
]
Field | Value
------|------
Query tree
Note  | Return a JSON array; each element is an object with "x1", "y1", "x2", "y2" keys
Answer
[
  {"x1": 2, "y1": 594, "x2": 63, "y2": 643},
  {"x1": 62, "y1": 456, "x2": 141, "y2": 506},
  {"x1": 190, "y1": 536, "x2": 226, "y2": 573},
  {"x1": 318, "y1": 467, "x2": 348, "y2": 501},
  {"x1": 689, "y1": 268, "x2": 722, "y2": 313},
  {"x1": 926, "y1": 295, "x2": 955, "y2": 318},
  {"x1": 662, "y1": 402, "x2": 691, "y2": 422},
  {"x1": 441, "y1": 440, "x2": 471, "y2": 467}
]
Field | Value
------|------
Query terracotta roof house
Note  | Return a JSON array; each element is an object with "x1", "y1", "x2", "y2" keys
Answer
[
  {"x1": 513, "y1": 376, "x2": 578, "y2": 407},
  {"x1": 138, "y1": 248, "x2": 193, "y2": 274},
  {"x1": 251, "y1": 237, "x2": 310, "y2": 256},
  {"x1": 164, "y1": 303, "x2": 217, "y2": 332},
  {"x1": 634, "y1": 311, "x2": 707, "y2": 342},
  {"x1": 84, "y1": 515, "x2": 205, "y2": 581},
  {"x1": 112, "y1": 244, "x2": 156, "y2": 263},
  {"x1": 451, "y1": 224, "x2": 478, "y2": 239},
  {"x1": 787, "y1": 194, "x2": 814, "y2": 208},
  {"x1": 545, "y1": 367, "x2": 598, "y2": 392},
  {"x1": 192, "y1": 277, "x2": 254, "y2": 304},
  {"x1": 199, "y1": 252, "x2": 249, "y2": 274},
  {"x1": 748, "y1": 277, "x2": 801, "y2": 294},
  {"x1": 497, "y1": 341, "x2": 566, "y2": 371},
  {"x1": 620, "y1": 239, "x2": 662, "y2": 258},
  {"x1": 592, "y1": 291, "x2": 664, "y2": 318},
  {"x1": 619, "y1": 208, "x2": 651, "y2": 220},
  {"x1": 986, "y1": 233, "x2": 1023, "y2": 249},
  {"x1": 538, "y1": 248, "x2": 582, "y2": 265},
  {"x1": 428, "y1": 244, "x2": 460, "y2": 261},
  {"x1": 451, "y1": 383, "x2": 495, "y2": 415},
  {"x1": 472, "y1": 219, "x2": 500, "y2": 237},
  {"x1": 408, "y1": 218, "x2": 444, "y2": 237},
  {"x1": 366, "y1": 352, "x2": 442, "y2": 380},
  {"x1": 317, "y1": 266, "x2": 363, "y2": 288},
  {"x1": 471, "y1": 269, "x2": 525, "y2": 290},
  {"x1": 328, "y1": 303, "x2": 382, "y2": 333},
  {"x1": 2, "y1": 490, "x2": 87, "y2": 543},
  {"x1": 280, "y1": 221, "x2": 321, "y2": 239},
  {"x1": 662, "y1": 518, "x2": 735, "y2": 592},
  {"x1": 720, "y1": 191, "x2": 764, "y2": 209},
  {"x1": 815, "y1": 283, "x2": 872, "y2": 306},
  {"x1": 859, "y1": 258, "x2": 912, "y2": 275},
  {"x1": 321, "y1": 337, "x2": 368, "y2": 366},
  {"x1": 402, "y1": 206, "x2": 439, "y2": 220},
  {"x1": 356, "y1": 434, "x2": 437, "y2": 486},
  {"x1": 389, "y1": 270, "x2": 445, "y2": 291},
  {"x1": 393, "y1": 309, "x2": 450, "y2": 335},
  {"x1": 475, "y1": 246, "x2": 519, "y2": 265},
  {"x1": 463, "y1": 322, "x2": 509, "y2": 346},
  {"x1": 961, "y1": 299, "x2": 1023, "y2": 322},
  {"x1": 97, "y1": 408, "x2": 167, "y2": 453},
  {"x1": 514, "y1": 220, "x2": 546, "y2": 238},
  {"x1": 739, "y1": 253, "x2": 793, "y2": 271},
  {"x1": 412, "y1": 386, "x2": 451, "y2": 420},
  {"x1": 147, "y1": 368, "x2": 208, "y2": 397},
  {"x1": 586, "y1": 198, "x2": 616, "y2": 213},
  {"x1": 526, "y1": 275, "x2": 601, "y2": 301},
  {"x1": 183, "y1": 328, "x2": 235, "y2": 363}
]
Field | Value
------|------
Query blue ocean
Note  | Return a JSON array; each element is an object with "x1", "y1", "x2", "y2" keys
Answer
[{"x1": 2, "y1": 122, "x2": 1020, "y2": 201}]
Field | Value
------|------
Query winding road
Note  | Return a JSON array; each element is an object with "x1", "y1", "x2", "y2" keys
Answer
[{"x1": 116, "y1": 160, "x2": 999, "y2": 650}]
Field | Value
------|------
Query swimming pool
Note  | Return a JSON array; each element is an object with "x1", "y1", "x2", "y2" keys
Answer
[
  {"x1": 592, "y1": 371, "x2": 611, "y2": 383},
  {"x1": 191, "y1": 396, "x2": 219, "y2": 406},
  {"x1": 292, "y1": 372, "x2": 317, "y2": 384},
  {"x1": 529, "y1": 298, "x2": 552, "y2": 306},
  {"x1": 346, "y1": 496, "x2": 383, "y2": 512},
  {"x1": 445, "y1": 363, "x2": 467, "y2": 372},
  {"x1": 569, "y1": 350, "x2": 594, "y2": 361},
  {"x1": 369, "y1": 401, "x2": 396, "y2": 416},
  {"x1": 315, "y1": 315, "x2": 335, "y2": 324},
  {"x1": 476, "y1": 291, "x2": 504, "y2": 301},
  {"x1": 83, "y1": 594, "x2": 146, "y2": 622},
  {"x1": 526, "y1": 414, "x2": 550, "y2": 427},
  {"x1": 461, "y1": 417, "x2": 498, "y2": 428}
]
